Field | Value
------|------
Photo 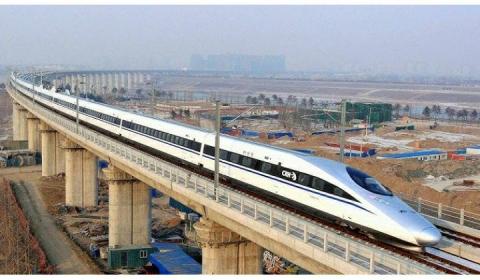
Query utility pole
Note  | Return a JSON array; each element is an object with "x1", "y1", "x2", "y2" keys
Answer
[
  {"x1": 214, "y1": 100, "x2": 221, "y2": 190},
  {"x1": 339, "y1": 99, "x2": 347, "y2": 162},
  {"x1": 32, "y1": 71, "x2": 36, "y2": 105},
  {"x1": 151, "y1": 80, "x2": 155, "y2": 115},
  {"x1": 76, "y1": 74, "x2": 84, "y2": 133}
]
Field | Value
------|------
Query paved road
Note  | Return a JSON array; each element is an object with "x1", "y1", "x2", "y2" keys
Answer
[{"x1": 8, "y1": 169, "x2": 100, "y2": 274}]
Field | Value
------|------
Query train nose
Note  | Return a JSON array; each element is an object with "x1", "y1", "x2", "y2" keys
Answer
[{"x1": 415, "y1": 227, "x2": 442, "y2": 246}]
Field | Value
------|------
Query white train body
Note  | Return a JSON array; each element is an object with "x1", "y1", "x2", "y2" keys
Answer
[{"x1": 10, "y1": 73, "x2": 441, "y2": 246}]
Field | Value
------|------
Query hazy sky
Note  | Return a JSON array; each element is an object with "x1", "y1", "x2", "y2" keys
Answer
[{"x1": 0, "y1": 5, "x2": 479, "y2": 76}]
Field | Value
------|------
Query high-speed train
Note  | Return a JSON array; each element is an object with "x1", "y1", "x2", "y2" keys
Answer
[{"x1": 10, "y1": 73, "x2": 441, "y2": 247}]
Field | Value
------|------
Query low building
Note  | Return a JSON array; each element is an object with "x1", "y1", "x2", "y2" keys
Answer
[
  {"x1": 377, "y1": 149, "x2": 447, "y2": 161},
  {"x1": 466, "y1": 145, "x2": 480, "y2": 155}
]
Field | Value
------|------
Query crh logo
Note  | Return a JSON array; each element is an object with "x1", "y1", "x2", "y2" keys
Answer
[{"x1": 281, "y1": 170, "x2": 297, "y2": 181}]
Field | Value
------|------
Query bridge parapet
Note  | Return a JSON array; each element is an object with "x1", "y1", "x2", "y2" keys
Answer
[{"x1": 8, "y1": 75, "x2": 440, "y2": 274}]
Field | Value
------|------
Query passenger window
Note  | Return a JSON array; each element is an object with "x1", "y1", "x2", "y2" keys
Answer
[
  {"x1": 230, "y1": 153, "x2": 240, "y2": 164},
  {"x1": 333, "y1": 187, "x2": 344, "y2": 197},
  {"x1": 178, "y1": 137, "x2": 184, "y2": 146},
  {"x1": 298, "y1": 173, "x2": 311, "y2": 186},
  {"x1": 241, "y1": 157, "x2": 252, "y2": 168},
  {"x1": 342, "y1": 191, "x2": 356, "y2": 201},
  {"x1": 323, "y1": 183, "x2": 334, "y2": 194},
  {"x1": 220, "y1": 150, "x2": 229, "y2": 160},
  {"x1": 192, "y1": 142, "x2": 201, "y2": 152},
  {"x1": 204, "y1": 145, "x2": 214, "y2": 156},
  {"x1": 311, "y1": 177, "x2": 325, "y2": 191},
  {"x1": 261, "y1": 162, "x2": 272, "y2": 174}
]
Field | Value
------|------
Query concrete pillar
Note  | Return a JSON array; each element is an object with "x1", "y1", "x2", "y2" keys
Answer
[
  {"x1": 107, "y1": 73, "x2": 114, "y2": 93},
  {"x1": 114, "y1": 72, "x2": 119, "y2": 92},
  {"x1": 26, "y1": 112, "x2": 40, "y2": 152},
  {"x1": 65, "y1": 75, "x2": 71, "y2": 88},
  {"x1": 63, "y1": 138, "x2": 98, "y2": 207},
  {"x1": 12, "y1": 102, "x2": 19, "y2": 140},
  {"x1": 126, "y1": 72, "x2": 133, "y2": 90},
  {"x1": 194, "y1": 218, "x2": 263, "y2": 274},
  {"x1": 17, "y1": 107, "x2": 28, "y2": 141},
  {"x1": 39, "y1": 122, "x2": 56, "y2": 177},
  {"x1": 134, "y1": 72, "x2": 140, "y2": 85},
  {"x1": 104, "y1": 166, "x2": 151, "y2": 248},
  {"x1": 119, "y1": 73, "x2": 125, "y2": 90},
  {"x1": 55, "y1": 132, "x2": 66, "y2": 175},
  {"x1": 139, "y1": 72, "x2": 144, "y2": 85},
  {"x1": 95, "y1": 73, "x2": 101, "y2": 94}
]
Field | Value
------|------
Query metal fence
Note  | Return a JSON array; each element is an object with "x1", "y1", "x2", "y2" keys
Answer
[
  {"x1": 9, "y1": 79, "x2": 439, "y2": 275},
  {"x1": 400, "y1": 195, "x2": 480, "y2": 231}
]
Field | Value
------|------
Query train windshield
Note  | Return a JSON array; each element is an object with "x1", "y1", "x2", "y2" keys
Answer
[{"x1": 346, "y1": 167, "x2": 393, "y2": 196}]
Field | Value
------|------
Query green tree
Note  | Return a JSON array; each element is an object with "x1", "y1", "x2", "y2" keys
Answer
[
  {"x1": 422, "y1": 106, "x2": 431, "y2": 118},
  {"x1": 393, "y1": 103, "x2": 401, "y2": 118},
  {"x1": 264, "y1": 97, "x2": 271, "y2": 106},
  {"x1": 403, "y1": 104, "x2": 410, "y2": 116},
  {"x1": 445, "y1": 107, "x2": 456, "y2": 120},
  {"x1": 308, "y1": 97, "x2": 315, "y2": 108},
  {"x1": 300, "y1": 98, "x2": 307, "y2": 108},
  {"x1": 470, "y1": 109, "x2": 478, "y2": 121}
]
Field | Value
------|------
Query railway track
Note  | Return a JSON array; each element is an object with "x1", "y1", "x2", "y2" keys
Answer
[
  {"x1": 438, "y1": 227, "x2": 480, "y2": 249},
  {"x1": 218, "y1": 181, "x2": 479, "y2": 274},
  {"x1": 11, "y1": 86, "x2": 480, "y2": 274}
]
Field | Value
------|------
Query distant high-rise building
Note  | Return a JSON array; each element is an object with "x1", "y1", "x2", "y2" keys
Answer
[{"x1": 189, "y1": 54, "x2": 286, "y2": 73}]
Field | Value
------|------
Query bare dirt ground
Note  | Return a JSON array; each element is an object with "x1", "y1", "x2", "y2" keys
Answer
[
  {"x1": 159, "y1": 75, "x2": 480, "y2": 107},
  {"x1": 0, "y1": 166, "x2": 101, "y2": 274}
]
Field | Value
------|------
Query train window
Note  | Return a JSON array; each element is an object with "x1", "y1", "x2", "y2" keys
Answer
[
  {"x1": 261, "y1": 162, "x2": 272, "y2": 174},
  {"x1": 333, "y1": 187, "x2": 344, "y2": 197},
  {"x1": 230, "y1": 153, "x2": 240, "y2": 164},
  {"x1": 253, "y1": 160, "x2": 263, "y2": 171},
  {"x1": 185, "y1": 140, "x2": 192, "y2": 148},
  {"x1": 346, "y1": 167, "x2": 392, "y2": 196},
  {"x1": 204, "y1": 145, "x2": 214, "y2": 156},
  {"x1": 220, "y1": 150, "x2": 229, "y2": 160},
  {"x1": 323, "y1": 183, "x2": 334, "y2": 194},
  {"x1": 298, "y1": 173, "x2": 311, "y2": 186},
  {"x1": 341, "y1": 191, "x2": 357, "y2": 201},
  {"x1": 192, "y1": 142, "x2": 201, "y2": 152},
  {"x1": 166, "y1": 134, "x2": 173, "y2": 142},
  {"x1": 178, "y1": 138, "x2": 184, "y2": 146},
  {"x1": 160, "y1": 132, "x2": 166, "y2": 140},
  {"x1": 241, "y1": 157, "x2": 252, "y2": 168},
  {"x1": 311, "y1": 177, "x2": 325, "y2": 191}
]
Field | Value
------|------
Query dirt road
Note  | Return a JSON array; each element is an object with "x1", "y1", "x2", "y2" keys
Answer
[{"x1": 1, "y1": 166, "x2": 100, "y2": 274}]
